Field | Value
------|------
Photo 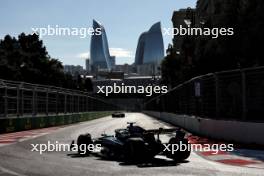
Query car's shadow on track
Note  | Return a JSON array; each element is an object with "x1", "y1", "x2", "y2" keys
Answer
[
  {"x1": 67, "y1": 153, "x2": 189, "y2": 168},
  {"x1": 118, "y1": 158, "x2": 189, "y2": 168},
  {"x1": 67, "y1": 153, "x2": 88, "y2": 158}
]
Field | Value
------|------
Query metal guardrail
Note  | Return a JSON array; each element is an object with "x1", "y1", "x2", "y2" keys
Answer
[
  {"x1": 0, "y1": 79, "x2": 120, "y2": 118},
  {"x1": 144, "y1": 66, "x2": 264, "y2": 122}
]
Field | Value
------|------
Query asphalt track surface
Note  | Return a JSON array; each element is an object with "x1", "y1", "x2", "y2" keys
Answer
[{"x1": 0, "y1": 113, "x2": 263, "y2": 176}]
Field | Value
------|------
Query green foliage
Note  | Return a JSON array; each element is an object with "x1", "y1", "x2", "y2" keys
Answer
[
  {"x1": 161, "y1": 51, "x2": 182, "y2": 88},
  {"x1": 161, "y1": 50, "x2": 195, "y2": 88},
  {"x1": 0, "y1": 33, "x2": 89, "y2": 90}
]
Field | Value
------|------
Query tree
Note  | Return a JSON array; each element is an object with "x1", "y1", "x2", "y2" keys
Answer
[
  {"x1": 85, "y1": 78, "x2": 93, "y2": 92},
  {"x1": 0, "y1": 33, "x2": 84, "y2": 90},
  {"x1": 161, "y1": 46, "x2": 184, "y2": 88}
]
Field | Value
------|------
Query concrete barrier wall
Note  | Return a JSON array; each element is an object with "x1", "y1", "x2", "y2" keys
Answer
[
  {"x1": 144, "y1": 111, "x2": 264, "y2": 145},
  {"x1": 0, "y1": 111, "x2": 112, "y2": 134}
]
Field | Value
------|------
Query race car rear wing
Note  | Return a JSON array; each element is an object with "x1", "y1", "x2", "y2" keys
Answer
[{"x1": 145, "y1": 127, "x2": 181, "y2": 134}]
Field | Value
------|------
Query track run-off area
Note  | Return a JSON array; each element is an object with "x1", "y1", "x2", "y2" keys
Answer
[{"x1": 0, "y1": 113, "x2": 263, "y2": 176}]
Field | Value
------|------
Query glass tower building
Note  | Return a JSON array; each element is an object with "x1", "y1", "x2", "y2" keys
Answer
[
  {"x1": 135, "y1": 22, "x2": 164, "y2": 66},
  {"x1": 90, "y1": 20, "x2": 114, "y2": 71},
  {"x1": 134, "y1": 22, "x2": 164, "y2": 75}
]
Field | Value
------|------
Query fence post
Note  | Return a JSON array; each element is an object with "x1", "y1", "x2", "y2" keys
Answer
[
  {"x1": 71, "y1": 94, "x2": 74, "y2": 113},
  {"x1": 56, "y1": 91, "x2": 58, "y2": 115},
  {"x1": 215, "y1": 73, "x2": 219, "y2": 118},
  {"x1": 46, "y1": 89, "x2": 49, "y2": 116},
  {"x1": 4, "y1": 86, "x2": 8, "y2": 117},
  {"x1": 17, "y1": 85, "x2": 20, "y2": 117},
  {"x1": 241, "y1": 70, "x2": 247, "y2": 120},
  {"x1": 77, "y1": 95, "x2": 80, "y2": 113},
  {"x1": 85, "y1": 97, "x2": 87, "y2": 112},
  {"x1": 32, "y1": 87, "x2": 36, "y2": 117},
  {"x1": 21, "y1": 87, "x2": 24, "y2": 117},
  {"x1": 64, "y1": 93, "x2": 67, "y2": 114}
]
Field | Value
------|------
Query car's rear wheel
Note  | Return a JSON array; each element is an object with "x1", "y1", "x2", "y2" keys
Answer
[
  {"x1": 77, "y1": 133, "x2": 93, "y2": 155},
  {"x1": 166, "y1": 137, "x2": 191, "y2": 162}
]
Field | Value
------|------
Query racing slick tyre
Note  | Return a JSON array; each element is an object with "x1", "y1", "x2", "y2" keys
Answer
[
  {"x1": 124, "y1": 138, "x2": 147, "y2": 162},
  {"x1": 166, "y1": 137, "x2": 191, "y2": 162},
  {"x1": 77, "y1": 133, "x2": 93, "y2": 155}
]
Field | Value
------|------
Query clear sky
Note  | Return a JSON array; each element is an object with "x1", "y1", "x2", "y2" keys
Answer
[{"x1": 0, "y1": 0, "x2": 196, "y2": 67}]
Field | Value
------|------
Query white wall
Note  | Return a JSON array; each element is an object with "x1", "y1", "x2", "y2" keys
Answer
[{"x1": 144, "y1": 111, "x2": 264, "y2": 145}]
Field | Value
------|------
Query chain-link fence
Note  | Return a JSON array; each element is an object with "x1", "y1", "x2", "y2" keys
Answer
[
  {"x1": 0, "y1": 79, "x2": 120, "y2": 118},
  {"x1": 144, "y1": 67, "x2": 264, "y2": 122}
]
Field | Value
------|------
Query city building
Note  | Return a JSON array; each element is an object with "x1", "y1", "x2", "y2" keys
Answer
[
  {"x1": 134, "y1": 22, "x2": 164, "y2": 76},
  {"x1": 110, "y1": 56, "x2": 116, "y2": 69},
  {"x1": 114, "y1": 64, "x2": 134, "y2": 74},
  {"x1": 96, "y1": 71, "x2": 124, "y2": 80},
  {"x1": 85, "y1": 58, "x2": 91, "y2": 73},
  {"x1": 92, "y1": 76, "x2": 161, "y2": 94},
  {"x1": 196, "y1": 0, "x2": 237, "y2": 26},
  {"x1": 63, "y1": 65, "x2": 84, "y2": 76},
  {"x1": 90, "y1": 20, "x2": 115, "y2": 72}
]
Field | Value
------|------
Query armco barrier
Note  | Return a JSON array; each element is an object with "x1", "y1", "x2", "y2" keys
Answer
[
  {"x1": 144, "y1": 111, "x2": 264, "y2": 145},
  {"x1": 0, "y1": 111, "x2": 112, "y2": 134}
]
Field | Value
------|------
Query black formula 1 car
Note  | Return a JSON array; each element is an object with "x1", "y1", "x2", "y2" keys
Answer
[
  {"x1": 72, "y1": 122, "x2": 191, "y2": 163},
  {"x1": 112, "y1": 112, "x2": 125, "y2": 118}
]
